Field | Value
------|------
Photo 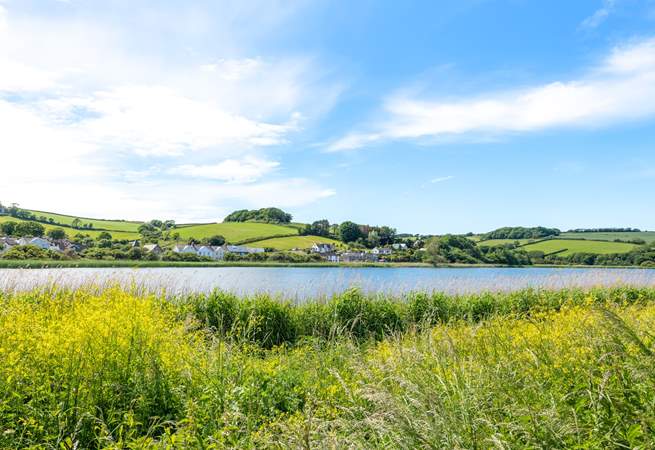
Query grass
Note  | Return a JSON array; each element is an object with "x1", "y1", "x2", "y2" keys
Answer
[
  {"x1": 560, "y1": 231, "x2": 655, "y2": 243},
  {"x1": 25, "y1": 209, "x2": 143, "y2": 232},
  {"x1": 521, "y1": 238, "x2": 638, "y2": 256},
  {"x1": 2, "y1": 286, "x2": 655, "y2": 447},
  {"x1": 0, "y1": 216, "x2": 140, "y2": 240},
  {"x1": 3, "y1": 210, "x2": 303, "y2": 244},
  {"x1": 174, "y1": 222, "x2": 299, "y2": 243},
  {"x1": 247, "y1": 235, "x2": 342, "y2": 250}
]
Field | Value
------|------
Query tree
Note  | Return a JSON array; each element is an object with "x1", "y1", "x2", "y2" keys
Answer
[
  {"x1": 310, "y1": 219, "x2": 331, "y2": 237},
  {"x1": 14, "y1": 222, "x2": 45, "y2": 237},
  {"x1": 367, "y1": 230, "x2": 381, "y2": 248},
  {"x1": 223, "y1": 207, "x2": 292, "y2": 224},
  {"x1": 97, "y1": 231, "x2": 113, "y2": 241},
  {"x1": 378, "y1": 226, "x2": 396, "y2": 245},
  {"x1": 206, "y1": 235, "x2": 226, "y2": 246},
  {"x1": 338, "y1": 221, "x2": 362, "y2": 243},
  {"x1": 46, "y1": 228, "x2": 68, "y2": 240},
  {"x1": 0, "y1": 221, "x2": 18, "y2": 236},
  {"x1": 71, "y1": 218, "x2": 82, "y2": 229}
]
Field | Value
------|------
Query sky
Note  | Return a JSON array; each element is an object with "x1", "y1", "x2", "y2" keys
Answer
[{"x1": 1, "y1": 0, "x2": 655, "y2": 234}]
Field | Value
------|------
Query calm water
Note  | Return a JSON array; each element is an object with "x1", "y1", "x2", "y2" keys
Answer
[{"x1": 1, "y1": 267, "x2": 655, "y2": 300}]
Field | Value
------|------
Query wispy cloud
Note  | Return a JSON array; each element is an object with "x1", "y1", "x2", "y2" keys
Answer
[
  {"x1": 167, "y1": 156, "x2": 280, "y2": 183},
  {"x1": 327, "y1": 37, "x2": 655, "y2": 152},
  {"x1": 420, "y1": 175, "x2": 455, "y2": 188},
  {"x1": 429, "y1": 176, "x2": 455, "y2": 183},
  {"x1": 580, "y1": 0, "x2": 616, "y2": 29}
]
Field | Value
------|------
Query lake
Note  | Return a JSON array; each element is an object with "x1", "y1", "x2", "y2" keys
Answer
[{"x1": 1, "y1": 266, "x2": 655, "y2": 300}]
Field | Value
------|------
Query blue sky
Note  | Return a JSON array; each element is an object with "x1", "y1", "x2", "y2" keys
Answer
[{"x1": 1, "y1": 0, "x2": 655, "y2": 234}]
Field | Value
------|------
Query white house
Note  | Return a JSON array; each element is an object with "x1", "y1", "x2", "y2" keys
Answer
[
  {"x1": 173, "y1": 244, "x2": 198, "y2": 254},
  {"x1": 371, "y1": 247, "x2": 392, "y2": 255},
  {"x1": 17, "y1": 237, "x2": 60, "y2": 252},
  {"x1": 143, "y1": 244, "x2": 163, "y2": 255},
  {"x1": 392, "y1": 243, "x2": 408, "y2": 251},
  {"x1": 197, "y1": 245, "x2": 226, "y2": 260},
  {"x1": 311, "y1": 243, "x2": 335, "y2": 253}
]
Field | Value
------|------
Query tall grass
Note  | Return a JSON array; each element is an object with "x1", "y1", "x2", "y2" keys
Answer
[{"x1": 1, "y1": 287, "x2": 655, "y2": 447}]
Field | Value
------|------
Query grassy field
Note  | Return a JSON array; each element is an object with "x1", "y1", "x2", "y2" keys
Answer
[
  {"x1": 174, "y1": 222, "x2": 299, "y2": 243},
  {"x1": 521, "y1": 238, "x2": 638, "y2": 256},
  {"x1": 560, "y1": 231, "x2": 655, "y2": 243},
  {"x1": 25, "y1": 209, "x2": 143, "y2": 232},
  {"x1": 248, "y1": 235, "x2": 342, "y2": 250},
  {"x1": 0, "y1": 216, "x2": 140, "y2": 240},
  {"x1": 5, "y1": 210, "x2": 304, "y2": 244},
  {"x1": 1, "y1": 286, "x2": 655, "y2": 448}
]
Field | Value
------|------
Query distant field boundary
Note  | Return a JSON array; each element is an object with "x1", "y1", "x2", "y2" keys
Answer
[
  {"x1": 27, "y1": 209, "x2": 143, "y2": 225},
  {"x1": 0, "y1": 216, "x2": 131, "y2": 235}
]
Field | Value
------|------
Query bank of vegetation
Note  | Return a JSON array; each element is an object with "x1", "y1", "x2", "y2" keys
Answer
[
  {"x1": 1, "y1": 286, "x2": 655, "y2": 448},
  {"x1": 3, "y1": 204, "x2": 655, "y2": 267}
]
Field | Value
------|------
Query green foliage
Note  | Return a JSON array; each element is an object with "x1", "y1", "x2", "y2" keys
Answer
[
  {"x1": 46, "y1": 227, "x2": 68, "y2": 240},
  {"x1": 338, "y1": 221, "x2": 362, "y2": 243},
  {"x1": 0, "y1": 220, "x2": 17, "y2": 235},
  {"x1": 1, "y1": 245, "x2": 63, "y2": 260},
  {"x1": 96, "y1": 231, "x2": 112, "y2": 241},
  {"x1": 14, "y1": 221, "x2": 45, "y2": 237},
  {"x1": 424, "y1": 234, "x2": 485, "y2": 264},
  {"x1": 483, "y1": 226, "x2": 561, "y2": 240},
  {"x1": 2, "y1": 287, "x2": 655, "y2": 447},
  {"x1": 301, "y1": 219, "x2": 332, "y2": 237},
  {"x1": 224, "y1": 207, "x2": 293, "y2": 224},
  {"x1": 205, "y1": 234, "x2": 226, "y2": 246}
]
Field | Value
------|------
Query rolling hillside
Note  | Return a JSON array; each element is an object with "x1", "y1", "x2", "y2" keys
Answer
[
  {"x1": 4, "y1": 210, "x2": 306, "y2": 244},
  {"x1": 26, "y1": 209, "x2": 143, "y2": 232},
  {"x1": 0, "y1": 216, "x2": 140, "y2": 240},
  {"x1": 521, "y1": 239, "x2": 638, "y2": 256},
  {"x1": 247, "y1": 235, "x2": 342, "y2": 251},
  {"x1": 175, "y1": 222, "x2": 300, "y2": 243},
  {"x1": 559, "y1": 231, "x2": 655, "y2": 243}
]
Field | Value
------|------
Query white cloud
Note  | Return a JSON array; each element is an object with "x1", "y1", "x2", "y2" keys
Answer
[
  {"x1": 0, "y1": 2, "x2": 337, "y2": 220},
  {"x1": 580, "y1": 0, "x2": 615, "y2": 29},
  {"x1": 168, "y1": 156, "x2": 280, "y2": 183},
  {"x1": 327, "y1": 37, "x2": 655, "y2": 151}
]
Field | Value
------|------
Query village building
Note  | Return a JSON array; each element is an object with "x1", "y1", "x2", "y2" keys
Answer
[
  {"x1": 311, "y1": 243, "x2": 335, "y2": 253},
  {"x1": 340, "y1": 252, "x2": 378, "y2": 263},
  {"x1": 197, "y1": 245, "x2": 225, "y2": 260},
  {"x1": 371, "y1": 247, "x2": 392, "y2": 255},
  {"x1": 143, "y1": 244, "x2": 163, "y2": 256}
]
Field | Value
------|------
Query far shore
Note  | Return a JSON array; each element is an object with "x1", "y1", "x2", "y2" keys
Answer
[{"x1": 0, "y1": 259, "x2": 652, "y2": 270}]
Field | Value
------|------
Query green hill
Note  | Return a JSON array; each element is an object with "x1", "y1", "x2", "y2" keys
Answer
[
  {"x1": 0, "y1": 216, "x2": 140, "y2": 240},
  {"x1": 559, "y1": 231, "x2": 655, "y2": 243},
  {"x1": 25, "y1": 209, "x2": 143, "y2": 232},
  {"x1": 248, "y1": 235, "x2": 342, "y2": 251},
  {"x1": 4, "y1": 210, "x2": 303, "y2": 244},
  {"x1": 521, "y1": 239, "x2": 638, "y2": 256},
  {"x1": 175, "y1": 222, "x2": 300, "y2": 243}
]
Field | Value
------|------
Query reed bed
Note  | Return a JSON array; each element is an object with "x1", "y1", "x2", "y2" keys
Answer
[{"x1": 1, "y1": 286, "x2": 654, "y2": 448}]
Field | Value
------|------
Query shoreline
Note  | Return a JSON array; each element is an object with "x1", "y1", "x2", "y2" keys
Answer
[{"x1": 0, "y1": 259, "x2": 652, "y2": 269}]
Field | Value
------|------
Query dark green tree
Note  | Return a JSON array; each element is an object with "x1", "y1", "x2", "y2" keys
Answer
[{"x1": 339, "y1": 221, "x2": 362, "y2": 243}]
